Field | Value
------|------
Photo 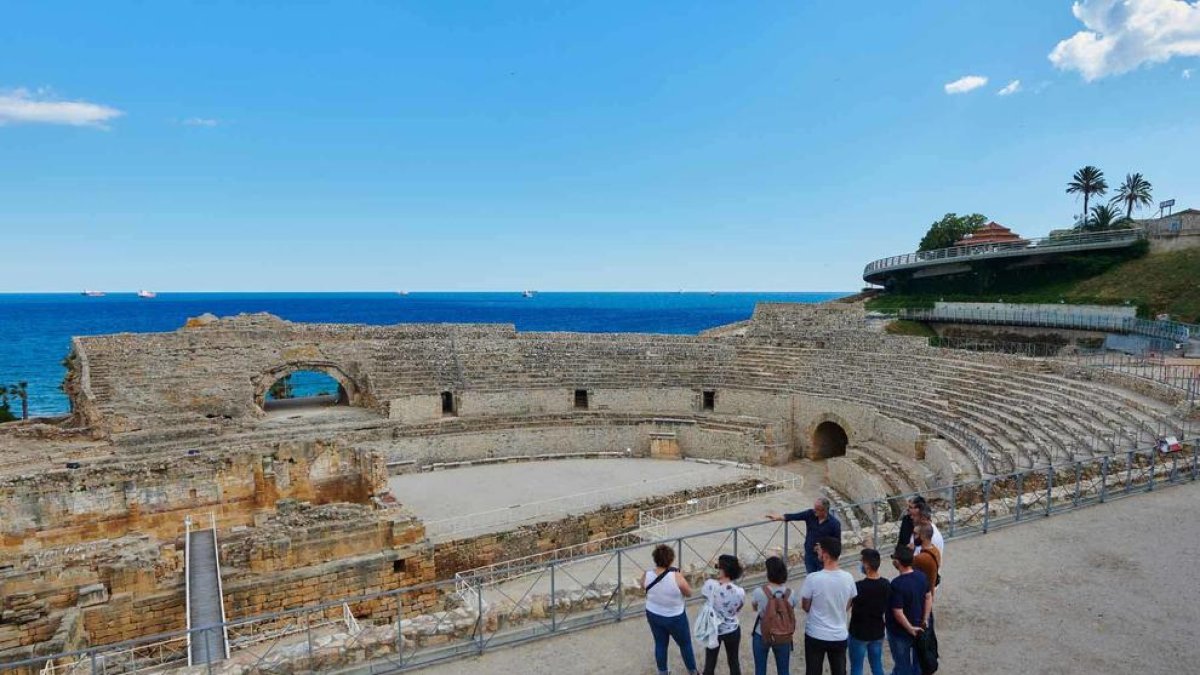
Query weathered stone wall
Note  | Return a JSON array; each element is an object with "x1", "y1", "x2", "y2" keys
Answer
[
  {"x1": 69, "y1": 305, "x2": 933, "y2": 435},
  {"x1": 0, "y1": 439, "x2": 386, "y2": 554},
  {"x1": 380, "y1": 415, "x2": 770, "y2": 467}
]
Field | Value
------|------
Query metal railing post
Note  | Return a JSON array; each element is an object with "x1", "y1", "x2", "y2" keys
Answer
[
  {"x1": 549, "y1": 563, "x2": 557, "y2": 633},
  {"x1": 783, "y1": 524, "x2": 790, "y2": 563},
  {"x1": 1045, "y1": 466, "x2": 1053, "y2": 517},
  {"x1": 476, "y1": 577, "x2": 485, "y2": 654},
  {"x1": 396, "y1": 593, "x2": 403, "y2": 662},
  {"x1": 1100, "y1": 457, "x2": 1109, "y2": 502},
  {"x1": 1192, "y1": 441, "x2": 1198, "y2": 482},
  {"x1": 1080, "y1": 456, "x2": 1089, "y2": 504},
  {"x1": 1015, "y1": 474, "x2": 1024, "y2": 522},
  {"x1": 733, "y1": 527, "x2": 739, "y2": 559},
  {"x1": 306, "y1": 612, "x2": 314, "y2": 668},
  {"x1": 616, "y1": 551, "x2": 624, "y2": 620},
  {"x1": 982, "y1": 480, "x2": 991, "y2": 534},
  {"x1": 949, "y1": 486, "x2": 957, "y2": 537},
  {"x1": 1126, "y1": 450, "x2": 1134, "y2": 495},
  {"x1": 871, "y1": 501, "x2": 879, "y2": 546}
]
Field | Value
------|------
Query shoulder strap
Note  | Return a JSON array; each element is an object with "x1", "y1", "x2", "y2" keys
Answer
[{"x1": 645, "y1": 569, "x2": 672, "y2": 593}]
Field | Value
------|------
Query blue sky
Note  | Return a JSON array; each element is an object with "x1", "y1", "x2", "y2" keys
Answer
[{"x1": 2, "y1": 0, "x2": 1198, "y2": 292}]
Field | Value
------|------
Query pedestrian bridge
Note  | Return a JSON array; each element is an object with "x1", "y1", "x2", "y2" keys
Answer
[{"x1": 862, "y1": 228, "x2": 1145, "y2": 287}]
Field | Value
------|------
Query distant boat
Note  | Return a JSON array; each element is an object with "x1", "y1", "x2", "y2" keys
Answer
[
  {"x1": 522, "y1": 290, "x2": 536, "y2": 298},
  {"x1": 137, "y1": 290, "x2": 156, "y2": 299},
  {"x1": 397, "y1": 290, "x2": 409, "y2": 296},
  {"x1": 81, "y1": 290, "x2": 105, "y2": 297}
]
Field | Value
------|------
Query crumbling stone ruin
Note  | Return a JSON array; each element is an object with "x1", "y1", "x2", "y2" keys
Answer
[{"x1": 1, "y1": 302, "x2": 1192, "y2": 670}]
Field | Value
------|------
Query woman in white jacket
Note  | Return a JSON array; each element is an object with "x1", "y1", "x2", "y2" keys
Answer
[{"x1": 700, "y1": 554, "x2": 746, "y2": 675}]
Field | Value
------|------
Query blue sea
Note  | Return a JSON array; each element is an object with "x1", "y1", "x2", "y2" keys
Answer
[{"x1": 0, "y1": 292, "x2": 846, "y2": 416}]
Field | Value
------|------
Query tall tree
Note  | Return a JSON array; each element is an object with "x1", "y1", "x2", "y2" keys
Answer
[
  {"x1": 1066, "y1": 166, "x2": 1108, "y2": 224},
  {"x1": 1111, "y1": 172, "x2": 1153, "y2": 219},
  {"x1": 918, "y1": 213, "x2": 988, "y2": 251}
]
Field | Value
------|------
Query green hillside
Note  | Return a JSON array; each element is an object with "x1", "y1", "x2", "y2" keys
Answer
[{"x1": 867, "y1": 247, "x2": 1200, "y2": 323}]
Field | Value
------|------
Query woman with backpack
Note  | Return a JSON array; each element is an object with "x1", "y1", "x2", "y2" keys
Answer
[
  {"x1": 700, "y1": 554, "x2": 746, "y2": 675},
  {"x1": 750, "y1": 556, "x2": 798, "y2": 675},
  {"x1": 640, "y1": 543, "x2": 700, "y2": 675}
]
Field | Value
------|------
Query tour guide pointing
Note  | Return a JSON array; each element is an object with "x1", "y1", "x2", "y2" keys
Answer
[{"x1": 767, "y1": 497, "x2": 842, "y2": 574}]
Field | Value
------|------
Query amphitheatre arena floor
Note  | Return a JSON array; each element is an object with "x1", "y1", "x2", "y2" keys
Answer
[
  {"x1": 419, "y1": 480, "x2": 1200, "y2": 675},
  {"x1": 389, "y1": 458, "x2": 810, "y2": 541}
]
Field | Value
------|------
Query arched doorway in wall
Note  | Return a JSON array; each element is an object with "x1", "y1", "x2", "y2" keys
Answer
[
  {"x1": 255, "y1": 364, "x2": 359, "y2": 413},
  {"x1": 812, "y1": 420, "x2": 849, "y2": 459}
]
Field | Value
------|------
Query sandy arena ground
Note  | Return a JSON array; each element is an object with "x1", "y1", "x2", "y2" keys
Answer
[
  {"x1": 389, "y1": 458, "x2": 781, "y2": 540},
  {"x1": 419, "y1": 480, "x2": 1200, "y2": 675}
]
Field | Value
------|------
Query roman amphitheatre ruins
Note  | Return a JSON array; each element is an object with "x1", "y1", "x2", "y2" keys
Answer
[{"x1": 1, "y1": 302, "x2": 1196, "y2": 673}]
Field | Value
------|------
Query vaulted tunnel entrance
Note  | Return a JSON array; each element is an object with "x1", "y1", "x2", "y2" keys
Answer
[{"x1": 812, "y1": 421, "x2": 849, "y2": 459}]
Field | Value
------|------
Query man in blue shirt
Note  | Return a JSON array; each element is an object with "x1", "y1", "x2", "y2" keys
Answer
[
  {"x1": 767, "y1": 497, "x2": 842, "y2": 573},
  {"x1": 886, "y1": 546, "x2": 931, "y2": 675}
]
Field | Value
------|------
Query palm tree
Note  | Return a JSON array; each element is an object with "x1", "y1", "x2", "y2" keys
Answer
[
  {"x1": 12, "y1": 382, "x2": 27, "y2": 420},
  {"x1": 1111, "y1": 172, "x2": 1153, "y2": 219},
  {"x1": 1085, "y1": 203, "x2": 1125, "y2": 232},
  {"x1": 1066, "y1": 166, "x2": 1108, "y2": 224}
]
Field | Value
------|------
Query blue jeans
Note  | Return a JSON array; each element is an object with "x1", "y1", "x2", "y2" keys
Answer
[
  {"x1": 646, "y1": 610, "x2": 697, "y2": 674},
  {"x1": 751, "y1": 632, "x2": 792, "y2": 675},
  {"x1": 803, "y1": 553, "x2": 821, "y2": 574},
  {"x1": 886, "y1": 627, "x2": 919, "y2": 675},
  {"x1": 848, "y1": 636, "x2": 884, "y2": 675}
]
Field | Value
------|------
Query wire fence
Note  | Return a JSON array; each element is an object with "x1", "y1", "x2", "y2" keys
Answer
[{"x1": 6, "y1": 437, "x2": 1196, "y2": 675}]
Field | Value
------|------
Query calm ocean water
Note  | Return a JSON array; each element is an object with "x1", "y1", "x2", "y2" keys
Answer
[{"x1": 0, "y1": 292, "x2": 846, "y2": 416}]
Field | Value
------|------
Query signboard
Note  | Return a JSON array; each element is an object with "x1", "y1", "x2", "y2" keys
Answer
[{"x1": 1159, "y1": 199, "x2": 1175, "y2": 209}]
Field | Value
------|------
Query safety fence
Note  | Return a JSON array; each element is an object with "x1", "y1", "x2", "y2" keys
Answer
[
  {"x1": 895, "y1": 305, "x2": 1195, "y2": 343},
  {"x1": 924, "y1": 335, "x2": 1200, "y2": 404},
  {"x1": 6, "y1": 437, "x2": 1196, "y2": 675}
]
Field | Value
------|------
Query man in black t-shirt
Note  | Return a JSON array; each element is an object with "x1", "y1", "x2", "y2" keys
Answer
[{"x1": 848, "y1": 548, "x2": 890, "y2": 675}]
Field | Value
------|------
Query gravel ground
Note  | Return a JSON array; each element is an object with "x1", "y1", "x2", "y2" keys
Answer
[{"x1": 418, "y1": 481, "x2": 1200, "y2": 675}]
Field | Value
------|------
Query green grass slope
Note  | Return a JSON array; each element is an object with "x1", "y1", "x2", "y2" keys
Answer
[
  {"x1": 867, "y1": 247, "x2": 1200, "y2": 323},
  {"x1": 1065, "y1": 247, "x2": 1200, "y2": 323}
]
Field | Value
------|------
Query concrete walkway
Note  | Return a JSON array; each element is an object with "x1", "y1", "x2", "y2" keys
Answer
[{"x1": 420, "y1": 480, "x2": 1200, "y2": 675}]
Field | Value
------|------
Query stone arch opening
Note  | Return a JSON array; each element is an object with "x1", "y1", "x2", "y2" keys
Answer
[
  {"x1": 255, "y1": 363, "x2": 359, "y2": 413},
  {"x1": 812, "y1": 420, "x2": 849, "y2": 459}
]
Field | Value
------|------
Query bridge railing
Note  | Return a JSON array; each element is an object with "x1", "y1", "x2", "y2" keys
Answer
[
  {"x1": 893, "y1": 305, "x2": 1192, "y2": 342},
  {"x1": 863, "y1": 227, "x2": 1145, "y2": 277},
  {"x1": 7, "y1": 437, "x2": 1195, "y2": 675}
]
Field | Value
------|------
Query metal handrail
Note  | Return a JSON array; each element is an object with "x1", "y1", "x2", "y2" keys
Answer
[
  {"x1": 894, "y1": 306, "x2": 1192, "y2": 342},
  {"x1": 183, "y1": 515, "x2": 193, "y2": 668},
  {"x1": 863, "y1": 227, "x2": 1145, "y2": 277},
  {"x1": 209, "y1": 512, "x2": 231, "y2": 660}
]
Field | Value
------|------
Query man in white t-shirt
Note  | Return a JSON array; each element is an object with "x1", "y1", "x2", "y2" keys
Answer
[{"x1": 800, "y1": 536, "x2": 857, "y2": 675}]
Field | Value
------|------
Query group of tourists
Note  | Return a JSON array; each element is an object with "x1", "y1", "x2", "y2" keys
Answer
[{"x1": 640, "y1": 496, "x2": 943, "y2": 675}]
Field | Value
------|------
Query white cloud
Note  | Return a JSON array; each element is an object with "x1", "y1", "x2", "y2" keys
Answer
[
  {"x1": 944, "y1": 75, "x2": 989, "y2": 94},
  {"x1": 997, "y1": 79, "x2": 1022, "y2": 95},
  {"x1": 1049, "y1": 0, "x2": 1200, "y2": 81},
  {"x1": 0, "y1": 87, "x2": 123, "y2": 128},
  {"x1": 182, "y1": 117, "x2": 219, "y2": 127},
  {"x1": 1185, "y1": 68, "x2": 1194, "y2": 78}
]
